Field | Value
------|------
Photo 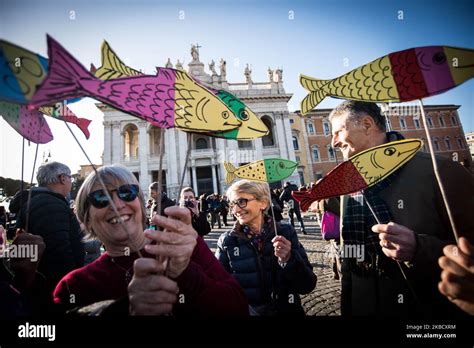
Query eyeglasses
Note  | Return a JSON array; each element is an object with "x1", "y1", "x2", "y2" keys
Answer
[
  {"x1": 229, "y1": 198, "x2": 256, "y2": 209},
  {"x1": 88, "y1": 184, "x2": 139, "y2": 209}
]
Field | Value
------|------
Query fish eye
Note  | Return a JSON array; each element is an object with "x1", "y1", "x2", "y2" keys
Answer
[
  {"x1": 384, "y1": 147, "x2": 396, "y2": 156},
  {"x1": 239, "y1": 110, "x2": 249, "y2": 121},
  {"x1": 222, "y1": 111, "x2": 229, "y2": 119},
  {"x1": 433, "y1": 52, "x2": 446, "y2": 65},
  {"x1": 278, "y1": 162, "x2": 285, "y2": 168}
]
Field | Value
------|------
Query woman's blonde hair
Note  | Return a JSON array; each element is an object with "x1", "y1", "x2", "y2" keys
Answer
[
  {"x1": 75, "y1": 165, "x2": 147, "y2": 239},
  {"x1": 226, "y1": 179, "x2": 270, "y2": 212}
]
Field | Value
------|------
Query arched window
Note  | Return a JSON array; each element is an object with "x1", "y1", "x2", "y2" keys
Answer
[
  {"x1": 421, "y1": 138, "x2": 428, "y2": 152},
  {"x1": 414, "y1": 118, "x2": 421, "y2": 129},
  {"x1": 307, "y1": 122, "x2": 315, "y2": 135},
  {"x1": 195, "y1": 137, "x2": 209, "y2": 150},
  {"x1": 444, "y1": 136, "x2": 451, "y2": 150},
  {"x1": 433, "y1": 137, "x2": 440, "y2": 151},
  {"x1": 327, "y1": 146, "x2": 335, "y2": 161},
  {"x1": 261, "y1": 116, "x2": 275, "y2": 147},
  {"x1": 438, "y1": 116, "x2": 445, "y2": 127},
  {"x1": 399, "y1": 117, "x2": 407, "y2": 129},
  {"x1": 450, "y1": 115, "x2": 458, "y2": 126},
  {"x1": 427, "y1": 115, "x2": 434, "y2": 128},
  {"x1": 312, "y1": 145, "x2": 320, "y2": 162},
  {"x1": 323, "y1": 120, "x2": 330, "y2": 135},
  {"x1": 293, "y1": 136, "x2": 299, "y2": 151},
  {"x1": 149, "y1": 126, "x2": 164, "y2": 156},
  {"x1": 123, "y1": 123, "x2": 139, "y2": 160},
  {"x1": 457, "y1": 137, "x2": 464, "y2": 149}
]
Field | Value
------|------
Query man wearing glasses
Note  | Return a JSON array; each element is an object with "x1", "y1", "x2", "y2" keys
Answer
[{"x1": 15, "y1": 161, "x2": 85, "y2": 300}]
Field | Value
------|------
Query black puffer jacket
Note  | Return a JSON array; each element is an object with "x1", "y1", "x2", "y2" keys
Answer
[
  {"x1": 216, "y1": 219, "x2": 316, "y2": 316},
  {"x1": 17, "y1": 188, "x2": 84, "y2": 291}
]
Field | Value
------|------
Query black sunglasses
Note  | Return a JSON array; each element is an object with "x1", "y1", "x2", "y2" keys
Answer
[{"x1": 88, "y1": 184, "x2": 139, "y2": 209}]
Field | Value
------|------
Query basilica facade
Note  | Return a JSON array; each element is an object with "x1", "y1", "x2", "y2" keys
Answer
[{"x1": 101, "y1": 47, "x2": 299, "y2": 200}]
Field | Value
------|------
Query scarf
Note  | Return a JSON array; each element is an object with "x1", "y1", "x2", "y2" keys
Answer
[
  {"x1": 341, "y1": 131, "x2": 405, "y2": 273},
  {"x1": 237, "y1": 215, "x2": 275, "y2": 253}
]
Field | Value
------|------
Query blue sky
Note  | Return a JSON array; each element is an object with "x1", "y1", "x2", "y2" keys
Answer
[{"x1": 1, "y1": 0, "x2": 473, "y2": 181}]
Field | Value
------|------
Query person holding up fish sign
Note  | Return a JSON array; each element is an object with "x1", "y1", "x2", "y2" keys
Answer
[
  {"x1": 328, "y1": 100, "x2": 473, "y2": 317},
  {"x1": 215, "y1": 180, "x2": 316, "y2": 316}
]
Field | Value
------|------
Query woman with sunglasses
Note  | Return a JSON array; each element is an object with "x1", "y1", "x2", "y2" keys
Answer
[
  {"x1": 53, "y1": 165, "x2": 248, "y2": 316},
  {"x1": 216, "y1": 179, "x2": 317, "y2": 316}
]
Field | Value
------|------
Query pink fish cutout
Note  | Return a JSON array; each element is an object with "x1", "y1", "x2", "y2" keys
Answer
[
  {"x1": 29, "y1": 35, "x2": 241, "y2": 133},
  {"x1": 0, "y1": 101, "x2": 53, "y2": 144}
]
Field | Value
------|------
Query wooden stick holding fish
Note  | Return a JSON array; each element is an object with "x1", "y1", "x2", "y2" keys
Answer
[{"x1": 418, "y1": 99, "x2": 459, "y2": 243}]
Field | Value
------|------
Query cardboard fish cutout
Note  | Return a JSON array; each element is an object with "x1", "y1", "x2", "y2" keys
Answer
[
  {"x1": 0, "y1": 40, "x2": 92, "y2": 138},
  {"x1": 224, "y1": 158, "x2": 298, "y2": 184},
  {"x1": 0, "y1": 40, "x2": 49, "y2": 104},
  {"x1": 300, "y1": 46, "x2": 474, "y2": 114},
  {"x1": 29, "y1": 35, "x2": 241, "y2": 133},
  {"x1": 39, "y1": 104, "x2": 92, "y2": 139},
  {"x1": 94, "y1": 41, "x2": 267, "y2": 139},
  {"x1": 0, "y1": 101, "x2": 53, "y2": 144},
  {"x1": 292, "y1": 139, "x2": 423, "y2": 211}
]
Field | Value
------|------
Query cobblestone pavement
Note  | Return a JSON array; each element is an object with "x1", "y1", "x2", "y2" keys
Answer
[{"x1": 203, "y1": 212, "x2": 341, "y2": 316}]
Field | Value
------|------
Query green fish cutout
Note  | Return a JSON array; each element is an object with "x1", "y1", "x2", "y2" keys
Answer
[{"x1": 224, "y1": 158, "x2": 298, "y2": 184}]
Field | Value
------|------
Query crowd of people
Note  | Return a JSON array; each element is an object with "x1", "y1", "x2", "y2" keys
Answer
[{"x1": 0, "y1": 100, "x2": 472, "y2": 319}]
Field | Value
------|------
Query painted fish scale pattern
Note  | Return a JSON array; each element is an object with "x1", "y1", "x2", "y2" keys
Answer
[
  {"x1": 389, "y1": 48, "x2": 428, "y2": 101},
  {"x1": 325, "y1": 56, "x2": 399, "y2": 102},
  {"x1": 316, "y1": 161, "x2": 367, "y2": 200},
  {"x1": 96, "y1": 75, "x2": 174, "y2": 128}
]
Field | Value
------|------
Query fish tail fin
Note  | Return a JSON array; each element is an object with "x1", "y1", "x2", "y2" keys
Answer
[
  {"x1": 75, "y1": 117, "x2": 92, "y2": 139},
  {"x1": 299, "y1": 74, "x2": 331, "y2": 92},
  {"x1": 291, "y1": 190, "x2": 316, "y2": 212},
  {"x1": 224, "y1": 161, "x2": 236, "y2": 184},
  {"x1": 300, "y1": 90, "x2": 327, "y2": 115},
  {"x1": 30, "y1": 35, "x2": 91, "y2": 107},
  {"x1": 95, "y1": 41, "x2": 142, "y2": 80}
]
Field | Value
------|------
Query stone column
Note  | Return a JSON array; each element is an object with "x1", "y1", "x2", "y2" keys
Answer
[
  {"x1": 138, "y1": 121, "x2": 149, "y2": 192},
  {"x1": 216, "y1": 138, "x2": 227, "y2": 193},
  {"x1": 192, "y1": 164, "x2": 198, "y2": 196},
  {"x1": 275, "y1": 113, "x2": 287, "y2": 157},
  {"x1": 212, "y1": 165, "x2": 218, "y2": 194},
  {"x1": 103, "y1": 120, "x2": 112, "y2": 165},
  {"x1": 111, "y1": 121, "x2": 121, "y2": 164},
  {"x1": 282, "y1": 112, "x2": 296, "y2": 161},
  {"x1": 167, "y1": 129, "x2": 179, "y2": 199}
]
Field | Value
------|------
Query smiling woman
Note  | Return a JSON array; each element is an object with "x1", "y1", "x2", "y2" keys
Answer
[
  {"x1": 216, "y1": 179, "x2": 317, "y2": 316},
  {"x1": 52, "y1": 165, "x2": 249, "y2": 317}
]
